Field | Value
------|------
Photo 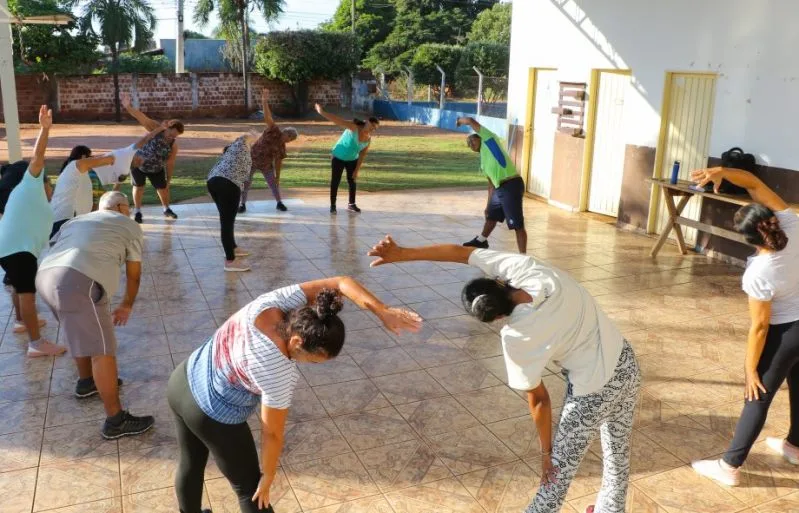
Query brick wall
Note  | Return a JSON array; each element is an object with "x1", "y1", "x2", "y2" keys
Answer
[
  {"x1": 0, "y1": 75, "x2": 52, "y2": 123},
  {"x1": 0, "y1": 73, "x2": 343, "y2": 122}
]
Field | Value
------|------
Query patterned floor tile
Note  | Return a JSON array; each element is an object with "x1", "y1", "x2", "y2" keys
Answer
[
  {"x1": 285, "y1": 452, "x2": 380, "y2": 510},
  {"x1": 371, "y1": 370, "x2": 449, "y2": 405},
  {"x1": 396, "y1": 396, "x2": 480, "y2": 437},
  {"x1": 384, "y1": 476, "x2": 485, "y2": 513},
  {"x1": 313, "y1": 379, "x2": 390, "y2": 417},
  {"x1": 358, "y1": 439, "x2": 452, "y2": 493},
  {"x1": 34, "y1": 454, "x2": 120, "y2": 511},
  {"x1": 0, "y1": 467, "x2": 38, "y2": 513},
  {"x1": 333, "y1": 406, "x2": 417, "y2": 451},
  {"x1": 428, "y1": 425, "x2": 517, "y2": 475}
]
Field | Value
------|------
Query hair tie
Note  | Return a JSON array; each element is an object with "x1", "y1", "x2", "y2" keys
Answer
[{"x1": 471, "y1": 294, "x2": 488, "y2": 313}]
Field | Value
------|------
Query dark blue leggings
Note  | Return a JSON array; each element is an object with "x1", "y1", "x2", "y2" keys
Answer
[{"x1": 724, "y1": 319, "x2": 799, "y2": 467}]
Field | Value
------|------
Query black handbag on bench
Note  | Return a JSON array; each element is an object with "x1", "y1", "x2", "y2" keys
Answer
[{"x1": 704, "y1": 147, "x2": 758, "y2": 195}]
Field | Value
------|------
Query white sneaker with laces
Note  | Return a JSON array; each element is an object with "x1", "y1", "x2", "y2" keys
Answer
[
  {"x1": 766, "y1": 437, "x2": 799, "y2": 465},
  {"x1": 224, "y1": 262, "x2": 251, "y2": 272},
  {"x1": 691, "y1": 458, "x2": 740, "y2": 487}
]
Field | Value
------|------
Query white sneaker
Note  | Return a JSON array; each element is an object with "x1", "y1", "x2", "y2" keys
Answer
[
  {"x1": 691, "y1": 458, "x2": 740, "y2": 487},
  {"x1": 766, "y1": 437, "x2": 799, "y2": 465},
  {"x1": 13, "y1": 318, "x2": 47, "y2": 334},
  {"x1": 224, "y1": 262, "x2": 251, "y2": 272},
  {"x1": 27, "y1": 339, "x2": 67, "y2": 358}
]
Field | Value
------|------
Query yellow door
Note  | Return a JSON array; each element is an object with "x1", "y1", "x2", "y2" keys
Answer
[
  {"x1": 652, "y1": 73, "x2": 717, "y2": 245},
  {"x1": 587, "y1": 71, "x2": 630, "y2": 217},
  {"x1": 527, "y1": 69, "x2": 559, "y2": 198}
]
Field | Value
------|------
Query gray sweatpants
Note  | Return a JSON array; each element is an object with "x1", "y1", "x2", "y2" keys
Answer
[
  {"x1": 36, "y1": 267, "x2": 117, "y2": 357},
  {"x1": 526, "y1": 341, "x2": 641, "y2": 513}
]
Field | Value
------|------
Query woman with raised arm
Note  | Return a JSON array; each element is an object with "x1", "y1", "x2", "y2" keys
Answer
[
  {"x1": 0, "y1": 106, "x2": 66, "y2": 357},
  {"x1": 315, "y1": 103, "x2": 379, "y2": 214},
  {"x1": 49, "y1": 128, "x2": 160, "y2": 238},
  {"x1": 239, "y1": 89, "x2": 299, "y2": 213},
  {"x1": 691, "y1": 168, "x2": 799, "y2": 485},
  {"x1": 121, "y1": 92, "x2": 184, "y2": 223},
  {"x1": 368, "y1": 237, "x2": 640, "y2": 513},
  {"x1": 167, "y1": 277, "x2": 421, "y2": 513}
]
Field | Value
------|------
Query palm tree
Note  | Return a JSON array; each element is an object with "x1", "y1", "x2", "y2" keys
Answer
[
  {"x1": 193, "y1": 0, "x2": 284, "y2": 113},
  {"x1": 70, "y1": 0, "x2": 156, "y2": 121}
]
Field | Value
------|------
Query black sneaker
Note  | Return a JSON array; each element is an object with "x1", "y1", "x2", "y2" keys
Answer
[
  {"x1": 348, "y1": 203, "x2": 361, "y2": 213},
  {"x1": 463, "y1": 237, "x2": 489, "y2": 249},
  {"x1": 238, "y1": 203, "x2": 246, "y2": 213},
  {"x1": 101, "y1": 411, "x2": 155, "y2": 440},
  {"x1": 134, "y1": 212, "x2": 143, "y2": 224},
  {"x1": 330, "y1": 205, "x2": 337, "y2": 215},
  {"x1": 276, "y1": 201, "x2": 288, "y2": 212},
  {"x1": 75, "y1": 377, "x2": 124, "y2": 399},
  {"x1": 164, "y1": 208, "x2": 178, "y2": 220}
]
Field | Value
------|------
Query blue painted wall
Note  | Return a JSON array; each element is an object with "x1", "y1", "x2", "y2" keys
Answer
[
  {"x1": 160, "y1": 39, "x2": 234, "y2": 72},
  {"x1": 374, "y1": 100, "x2": 509, "y2": 140}
]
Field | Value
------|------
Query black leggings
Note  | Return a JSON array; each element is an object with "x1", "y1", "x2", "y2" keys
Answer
[
  {"x1": 330, "y1": 157, "x2": 357, "y2": 207},
  {"x1": 207, "y1": 177, "x2": 240, "y2": 261},
  {"x1": 724, "y1": 319, "x2": 799, "y2": 467},
  {"x1": 167, "y1": 361, "x2": 273, "y2": 513}
]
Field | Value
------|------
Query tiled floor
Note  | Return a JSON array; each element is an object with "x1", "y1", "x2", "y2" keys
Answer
[{"x1": 0, "y1": 188, "x2": 796, "y2": 513}]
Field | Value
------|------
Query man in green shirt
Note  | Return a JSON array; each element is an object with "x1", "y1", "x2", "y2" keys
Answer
[{"x1": 456, "y1": 117, "x2": 527, "y2": 253}]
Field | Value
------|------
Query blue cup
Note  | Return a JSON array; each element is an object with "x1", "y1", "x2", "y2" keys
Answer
[{"x1": 670, "y1": 160, "x2": 681, "y2": 184}]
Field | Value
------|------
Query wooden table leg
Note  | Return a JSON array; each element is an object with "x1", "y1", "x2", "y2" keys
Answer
[
  {"x1": 650, "y1": 189, "x2": 692, "y2": 257},
  {"x1": 668, "y1": 194, "x2": 692, "y2": 254}
]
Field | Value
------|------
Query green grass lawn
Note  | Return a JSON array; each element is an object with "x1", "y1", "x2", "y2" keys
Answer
[{"x1": 89, "y1": 133, "x2": 485, "y2": 205}]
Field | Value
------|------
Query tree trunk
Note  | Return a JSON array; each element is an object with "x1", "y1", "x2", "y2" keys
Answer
[
  {"x1": 240, "y1": 8, "x2": 249, "y2": 115},
  {"x1": 112, "y1": 48, "x2": 121, "y2": 122}
]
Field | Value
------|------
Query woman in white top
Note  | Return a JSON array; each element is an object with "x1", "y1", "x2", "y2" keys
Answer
[
  {"x1": 50, "y1": 128, "x2": 163, "y2": 238},
  {"x1": 691, "y1": 168, "x2": 799, "y2": 486},
  {"x1": 368, "y1": 238, "x2": 641, "y2": 513}
]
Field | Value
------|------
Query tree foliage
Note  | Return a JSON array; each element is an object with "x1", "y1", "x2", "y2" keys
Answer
[
  {"x1": 183, "y1": 29, "x2": 209, "y2": 39},
  {"x1": 467, "y1": 1, "x2": 511, "y2": 45},
  {"x1": 10, "y1": 0, "x2": 100, "y2": 75},
  {"x1": 322, "y1": 0, "x2": 396, "y2": 60},
  {"x1": 456, "y1": 41, "x2": 509, "y2": 78},
  {"x1": 254, "y1": 30, "x2": 359, "y2": 114},
  {"x1": 103, "y1": 53, "x2": 172, "y2": 73},
  {"x1": 69, "y1": 0, "x2": 157, "y2": 121},
  {"x1": 363, "y1": 0, "x2": 496, "y2": 74},
  {"x1": 410, "y1": 44, "x2": 463, "y2": 86}
]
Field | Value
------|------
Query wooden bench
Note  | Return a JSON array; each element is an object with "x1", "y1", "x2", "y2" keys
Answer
[{"x1": 648, "y1": 178, "x2": 751, "y2": 257}]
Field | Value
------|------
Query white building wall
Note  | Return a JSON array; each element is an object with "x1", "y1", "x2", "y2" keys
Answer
[{"x1": 508, "y1": 0, "x2": 799, "y2": 169}]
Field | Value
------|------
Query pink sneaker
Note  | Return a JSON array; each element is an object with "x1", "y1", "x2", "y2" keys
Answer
[
  {"x1": 585, "y1": 506, "x2": 595, "y2": 513},
  {"x1": 691, "y1": 458, "x2": 740, "y2": 487},
  {"x1": 27, "y1": 339, "x2": 67, "y2": 358},
  {"x1": 13, "y1": 319, "x2": 47, "y2": 334},
  {"x1": 766, "y1": 437, "x2": 799, "y2": 465}
]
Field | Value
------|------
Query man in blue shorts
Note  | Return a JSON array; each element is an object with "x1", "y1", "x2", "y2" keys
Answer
[{"x1": 456, "y1": 117, "x2": 527, "y2": 253}]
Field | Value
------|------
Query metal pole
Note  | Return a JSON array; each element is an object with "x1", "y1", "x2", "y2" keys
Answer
[
  {"x1": 0, "y1": 0, "x2": 21, "y2": 162},
  {"x1": 427, "y1": 85, "x2": 431, "y2": 102},
  {"x1": 435, "y1": 64, "x2": 445, "y2": 111},
  {"x1": 473, "y1": 66, "x2": 483, "y2": 117},
  {"x1": 404, "y1": 67, "x2": 413, "y2": 107},
  {"x1": 176, "y1": 0, "x2": 185, "y2": 73}
]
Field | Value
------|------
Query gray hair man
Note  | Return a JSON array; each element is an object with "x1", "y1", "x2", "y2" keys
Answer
[{"x1": 36, "y1": 191, "x2": 154, "y2": 439}]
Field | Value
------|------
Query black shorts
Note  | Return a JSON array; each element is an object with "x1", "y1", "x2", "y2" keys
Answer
[
  {"x1": 0, "y1": 252, "x2": 39, "y2": 294},
  {"x1": 486, "y1": 176, "x2": 525, "y2": 230},
  {"x1": 131, "y1": 168, "x2": 168, "y2": 189}
]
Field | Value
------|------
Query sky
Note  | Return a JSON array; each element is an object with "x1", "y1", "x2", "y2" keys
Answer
[{"x1": 151, "y1": 0, "x2": 341, "y2": 43}]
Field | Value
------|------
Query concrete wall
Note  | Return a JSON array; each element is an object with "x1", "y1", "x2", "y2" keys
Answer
[
  {"x1": 374, "y1": 100, "x2": 509, "y2": 140},
  {"x1": 507, "y1": 0, "x2": 799, "y2": 260},
  {"x1": 1, "y1": 73, "x2": 343, "y2": 122}
]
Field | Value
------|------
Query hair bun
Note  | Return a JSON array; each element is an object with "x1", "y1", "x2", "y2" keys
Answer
[
  {"x1": 315, "y1": 289, "x2": 344, "y2": 320},
  {"x1": 758, "y1": 217, "x2": 789, "y2": 251}
]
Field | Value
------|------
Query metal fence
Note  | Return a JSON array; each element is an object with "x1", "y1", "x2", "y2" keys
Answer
[{"x1": 378, "y1": 69, "x2": 508, "y2": 118}]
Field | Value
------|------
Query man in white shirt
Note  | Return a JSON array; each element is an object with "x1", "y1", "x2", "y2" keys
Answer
[{"x1": 368, "y1": 237, "x2": 641, "y2": 513}]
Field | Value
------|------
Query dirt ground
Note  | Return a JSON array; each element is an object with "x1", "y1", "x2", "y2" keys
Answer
[{"x1": 0, "y1": 116, "x2": 465, "y2": 161}]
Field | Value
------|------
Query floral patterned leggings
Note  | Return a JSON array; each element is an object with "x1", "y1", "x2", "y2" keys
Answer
[{"x1": 526, "y1": 341, "x2": 641, "y2": 513}]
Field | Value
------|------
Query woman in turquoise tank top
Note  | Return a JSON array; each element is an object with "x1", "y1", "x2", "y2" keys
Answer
[{"x1": 315, "y1": 103, "x2": 379, "y2": 214}]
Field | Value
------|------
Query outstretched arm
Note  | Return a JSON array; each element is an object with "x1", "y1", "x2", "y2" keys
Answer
[
  {"x1": 692, "y1": 167, "x2": 788, "y2": 212},
  {"x1": 262, "y1": 90, "x2": 275, "y2": 128},
  {"x1": 165, "y1": 143, "x2": 178, "y2": 184},
  {"x1": 29, "y1": 105, "x2": 52, "y2": 178},
  {"x1": 456, "y1": 116, "x2": 481, "y2": 132},
  {"x1": 368, "y1": 235, "x2": 476, "y2": 267},
  {"x1": 133, "y1": 125, "x2": 166, "y2": 149},
  {"x1": 121, "y1": 92, "x2": 161, "y2": 132},
  {"x1": 75, "y1": 155, "x2": 115, "y2": 174},
  {"x1": 314, "y1": 103, "x2": 359, "y2": 132},
  {"x1": 354, "y1": 146, "x2": 369, "y2": 177},
  {"x1": 299, "y1": 276, "x2": 422, "y2": 335}
]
